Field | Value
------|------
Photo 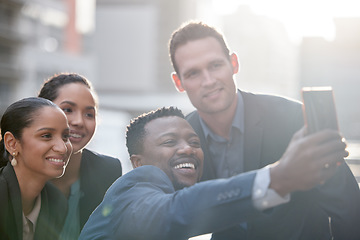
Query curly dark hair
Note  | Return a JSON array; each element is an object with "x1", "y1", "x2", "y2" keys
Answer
[{"x1": 126, "y1": 106, "x2": 184, "y2": 157}]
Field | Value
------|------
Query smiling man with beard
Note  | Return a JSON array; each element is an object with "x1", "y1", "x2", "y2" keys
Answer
[{"x1": 79, "y1": 106, "x2": 348, "y2": 240}]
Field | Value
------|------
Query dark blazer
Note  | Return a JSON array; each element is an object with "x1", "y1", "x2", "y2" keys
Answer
[
  {"x1": 187, "y1": 90, "x2": 360, "y2": 240},
  {"x1": 187, "y1": 90, "x2": 304, "y2": 180},
  {"x1": 0, "y1": 163, "x2": 68, "y2": 240},
  {"x1": 79, "y1": 165, "x2": 266, "y2": 240},
  {"x1": 79, "y1": 148, "x2": 122, "y2": 228}
]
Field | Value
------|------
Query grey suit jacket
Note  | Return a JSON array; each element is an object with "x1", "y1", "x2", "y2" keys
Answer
[
  {"x1": 186, "y1": 90, "x2": 360, "y2": 240},
  {"x1": 79, "y1": 165, "x2": 267, "y2": 240}
]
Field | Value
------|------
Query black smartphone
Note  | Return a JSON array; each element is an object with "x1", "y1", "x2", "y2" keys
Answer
[{"x1": 301, "y1": 87, "x2": 339, "y2": 134}]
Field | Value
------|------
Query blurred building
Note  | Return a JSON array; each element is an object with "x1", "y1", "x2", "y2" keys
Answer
[
  {"x1": 1, "y1": 0, "x2": 359, "y2": 173},
  {"x1": 93, "y1": 0, "x2": 196, "y2": 119},
  {"x1": 0, "y1": 0, "x2": 97, "y2": 111},
  {"x1": 0, "y1": 0, "x2": 197, "y2": 173},
  {"x1": 300, "y1": 18, "x2": 360, "y2": 140},
  {"x1": 220, "y1": 5, "x2": 299, "y2": 99}
]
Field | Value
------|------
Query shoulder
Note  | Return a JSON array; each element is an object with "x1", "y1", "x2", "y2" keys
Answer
[
  {"x1": 185, "y1": 110, "x2": 202, "y2": 134},
  {"x1": 241, "y1": 90, "x2": 302, "y2": 108},
  {"x1": 82, "y1": 148, "x2": 121, "y2": 164},
  {"x1": 82, "y1": 148, "x2": 122, "y2": 171},
  {"x1": 80, "y1": 149, "x2": 122, "y2": 187},
  {"x1": 185, "y1": 110, "x2": 200, "y2": 123},
  {"x1": 108, "y1": 165, "x2": 174, "y2": 195},
  {"x1": 0, "y1": 167, "x2": 9, "y2": 198},
  {"x1": 241, "y1": 90, "x2": 303, "y2": 119},
  {"x1": 0, "y1": 165, "x2": 16, "y2": 189}
]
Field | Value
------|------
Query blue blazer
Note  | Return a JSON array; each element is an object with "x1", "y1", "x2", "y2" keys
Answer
[
  {"x1": 79, "y1": 165, "x2": 268, "y2": 240},
  {"x1": 186, "y1": 90, "x2": 360, "y2": 239},
  {"x1": 0, "y1": 163, "x2": 68, "y2": 240}
]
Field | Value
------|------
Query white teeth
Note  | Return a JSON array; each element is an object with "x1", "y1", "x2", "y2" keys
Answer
[
  {"x1": 48, "y1": 158, "x2": 63, "y2": 163},
  {"x1": 174, "y1": 163, "x2": 195, "y2": 169},
  {"x1": 70, "y1": 133, "x2": 81, "y2": 138}
]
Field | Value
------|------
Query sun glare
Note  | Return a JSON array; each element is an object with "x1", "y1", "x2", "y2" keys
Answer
[{"x1": 212, "y1": 0, "x2": 360, "y2": 43}]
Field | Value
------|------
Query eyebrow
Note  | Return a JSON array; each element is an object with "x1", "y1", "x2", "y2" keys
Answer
[
  {"x1": 59, "y1": 101, "x2": 76, "y2": 106},
  {"x1": 60, "y1": 101, "x2": 96, "y2": 111},
  {"x1": 36, "y1": 127, "x2": 70, "y2": 133},
  {"x1": 159, "y1": 132, "x2": 199, "y2": 139},
  {"x1": 85, "y1": 106, "x2": 96, "y2": 111},
  {"x1": 36, "y1": 127, "x2": 56, "y2": 132}
]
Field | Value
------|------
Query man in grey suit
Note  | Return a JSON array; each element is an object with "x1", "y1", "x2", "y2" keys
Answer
[
  {"x1": 79, "y1": 107, "x2": 347, "y2": 240},
  {"x1": 169, "y1": 21, "x2": 360, "y2": 239}
]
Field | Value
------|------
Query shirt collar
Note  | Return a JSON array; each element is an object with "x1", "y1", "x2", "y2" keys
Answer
[
  {"x1": 24, "y1": 195, "x2": 41, "y2": 232},
  {"x1": 200, "y1": 91, "x2": 244, "y2": 139}
]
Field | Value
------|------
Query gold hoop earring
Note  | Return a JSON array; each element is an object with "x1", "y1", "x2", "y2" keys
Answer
[{"x1": 11, "y1": 152, "x2": 17, "y2": 167}]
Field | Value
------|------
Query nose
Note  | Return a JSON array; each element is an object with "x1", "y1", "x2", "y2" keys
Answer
[
  {"x1": 201, "y1": 70, "x2": 216, "y2": 87},
  {"x1": 70, "y1": 111, "x2": 84, "y2": 127},
  {"x1": 177, "y1": 142, "x2": 195, "y2": 156},
  {"x1": 53, "y1": 137, "x2": 68, "y2": 154}
]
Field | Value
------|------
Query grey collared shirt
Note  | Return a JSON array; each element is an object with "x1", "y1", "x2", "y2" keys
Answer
[
  {"x1": 199, "y1": 91, "x2": 289, "y2": 210},
  {"x1": 200, "y1": 91, "x2": 245, "y2": 178}
]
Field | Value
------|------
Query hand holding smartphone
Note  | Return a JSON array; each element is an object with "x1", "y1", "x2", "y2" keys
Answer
[{"x1": 301, "y1": 87, "x2": 339, "y2": 134}]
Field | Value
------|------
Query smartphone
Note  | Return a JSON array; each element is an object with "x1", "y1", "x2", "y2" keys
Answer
[{"x1": 301, "y1": 87, "x2": 339, "y2": 134}]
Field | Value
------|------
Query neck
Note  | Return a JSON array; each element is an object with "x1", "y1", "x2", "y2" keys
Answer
[
  {"x1": 51, "y1": 150, "x2": 82, "y2": 198},
  {"x1": 199, "y1": 94, "x2": 238, "y2": 139},
  {"x1": 14, "y1": 168, "x2": 45, "y2": 216}
]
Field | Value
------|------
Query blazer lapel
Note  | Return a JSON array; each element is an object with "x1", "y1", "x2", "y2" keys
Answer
[
  {"x1": 4, "y1": 164, "x2": 24, "y2": 240},
  {"x1": 187, "y1": 112, "x2": 217, "y2": 181},
  {"x1": 242, "y1": 91, "x2": 264, "y2": 172}
]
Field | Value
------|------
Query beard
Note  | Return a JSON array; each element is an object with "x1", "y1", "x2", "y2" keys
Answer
[{"x1": 172, "y1": 180, "x2": 189, "y2": 191}]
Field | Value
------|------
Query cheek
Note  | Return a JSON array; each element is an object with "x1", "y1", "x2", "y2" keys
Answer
[
  {"x1": 66, "y1": 142, "x2": 73, "y2": 153},
  {"x1": 21, "y1": 142, "x2": 46, "y2": 162},
  {"x1": 85, "y1": 120, "x2": 97, "y2": 134},
  {"x1": 183, "y1": 80, "x2": 200, "y2": 92}
]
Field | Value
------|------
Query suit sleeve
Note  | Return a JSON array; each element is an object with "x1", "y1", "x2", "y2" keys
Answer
[
  {"x1": 79, "y1": 165, "x2": 264, "y2": 240},
  {"x1": 315, "y1": 161, "x2": 360, "y2": 239}
]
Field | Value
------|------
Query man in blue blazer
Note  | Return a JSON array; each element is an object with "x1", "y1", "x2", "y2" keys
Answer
[
  {"x1": 79, "y1": 107, "x2": 348, "y2": 240},
  {"x1": 169, "y1": 21, "x2": 360, "y2": 239}
]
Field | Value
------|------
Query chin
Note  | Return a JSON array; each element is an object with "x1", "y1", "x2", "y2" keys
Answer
[{"x1": 173, "y1": 181, "x2": 195, "y2": 191}]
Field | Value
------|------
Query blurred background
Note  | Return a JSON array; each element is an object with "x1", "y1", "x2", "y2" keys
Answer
[{"x1": 0, "y1": 0, "x2": 359, "y2": 174}]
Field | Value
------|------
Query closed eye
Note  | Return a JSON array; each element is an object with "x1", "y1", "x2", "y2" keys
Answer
[
  {"x1": 209, "y1": 61, "x2": 224, "y2": 71},
  {"x1": 189, "y1": 139, "x2": 201, "y2": 148},
  {"x1": 162, "y1": 139, "x2": 176, "y2": 146}
]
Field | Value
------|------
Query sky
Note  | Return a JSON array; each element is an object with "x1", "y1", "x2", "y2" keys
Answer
[{"x1": 212, "y1": 0, "x2": 360, "y2": 43}]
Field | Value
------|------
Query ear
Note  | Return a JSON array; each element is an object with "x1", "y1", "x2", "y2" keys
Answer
[
  {"x1": 130, "y1": 155, "x2": 143, "y2": 169},
  {"x1": 171, "y1": 72, "x2": 185, "y2": 93},
  {"x1": 4, "y1": 132, "x2": 19, "y2": 155},
  {"x1": 230, "y1": 53, "x2": 239, "y2": 74}
]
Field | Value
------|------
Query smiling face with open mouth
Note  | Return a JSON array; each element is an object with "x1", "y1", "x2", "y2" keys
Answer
[
  {"x1": 14, "y1": 106, "x2": 72, "y2": 180},
  {"x1": 137, "y1": 116, "x2": 204, "y2": 190}
]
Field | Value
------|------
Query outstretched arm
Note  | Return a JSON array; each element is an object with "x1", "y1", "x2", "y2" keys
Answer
[{"x1": 269, "y1": 127, "x2": 348, "y2": 196}]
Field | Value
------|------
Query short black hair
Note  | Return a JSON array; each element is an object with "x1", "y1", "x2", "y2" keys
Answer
[
  {"x1": 126, "y1": 106, "x2": 184, "y2": 157},
  {"x1": 169, "y1": 21, "x2": 231, "y2": 75}
]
